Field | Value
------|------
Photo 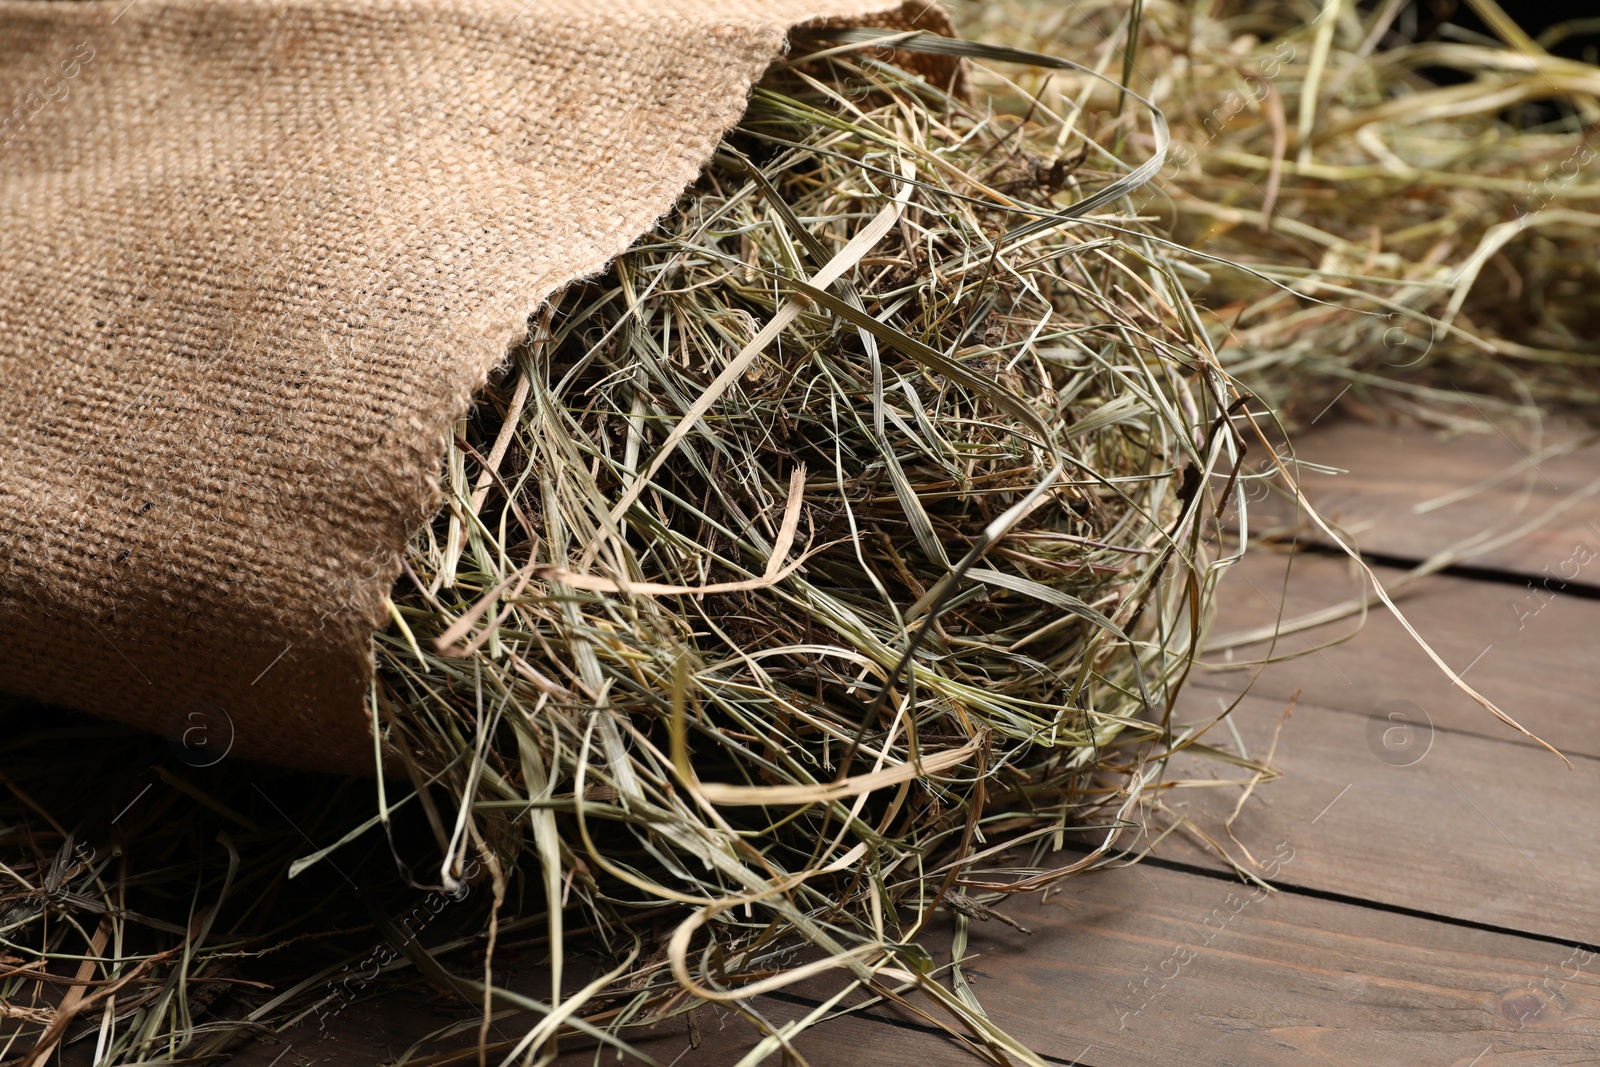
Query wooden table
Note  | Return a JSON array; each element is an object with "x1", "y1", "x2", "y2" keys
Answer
[{"x1": 238, "y1": 420, "x2": 1600, "y2": 1067}]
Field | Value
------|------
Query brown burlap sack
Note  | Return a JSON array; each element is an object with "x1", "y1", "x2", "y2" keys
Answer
[{"x1": 0, "y1": 0, "x2": 954, "y2": 774}]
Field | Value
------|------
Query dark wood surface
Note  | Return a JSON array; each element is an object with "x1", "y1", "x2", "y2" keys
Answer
[
  {"x1": 1196, "y1": 551, "x2": 1600, "y2": 756},
  {"x1": 1156, "y1": 686, "x2": 1600, "y2": 942},
  {"x1": 230, "y1": 985, "x2": 991, "y2": 1067},
  {"x1": 1246, "y1": 418, "x2": 1600, "y2": 578},
  {"x1": 937, "y1": 860, "x2": 1600, "y2": 1066},
  {"x1": 217, "y1": 422, "x2": 1600, "y2": 1066}
]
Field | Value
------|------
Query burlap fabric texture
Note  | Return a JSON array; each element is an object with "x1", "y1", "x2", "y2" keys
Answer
[{"x1": 0, "y1": 0, "x2": 954, "y2": 773}]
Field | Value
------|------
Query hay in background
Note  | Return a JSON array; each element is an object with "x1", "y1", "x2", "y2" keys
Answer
[
  {"x1": 959, "y1": 0, "x2": 1600, "y2": 427},
  {"x1": 0, "y1": 31, "x2": 1254, "y2": 1066}
]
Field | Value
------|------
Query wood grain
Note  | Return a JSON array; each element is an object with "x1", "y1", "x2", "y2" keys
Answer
[
  {"x1": 220, "y1": 849, "x2": 1600, "y2": 1067},
  {"x1": 215, "y1": 964, "x2": 992, "y2": 1067},
  {"x1": 947, "y1": 861, "x2": 1600, "y2": 1067},
  {"x1": 1242, "y1": 420, "x2": 1600, "y2": 579},
  {"x1": 1150, "y1": 687, "x2": 1600, "y2": 944},
  {"x1": 1194, "y1": 549, "x2": 1600, "y2": 759}
]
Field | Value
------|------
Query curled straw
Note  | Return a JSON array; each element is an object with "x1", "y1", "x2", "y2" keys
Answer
[{"x1": 433, "y1": 465, "x2": 818, "y2": 661}]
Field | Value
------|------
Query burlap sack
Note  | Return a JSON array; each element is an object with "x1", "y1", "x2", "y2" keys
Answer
[{"x1": 0, "y1": 0, "x2": 954, "y2": 773}]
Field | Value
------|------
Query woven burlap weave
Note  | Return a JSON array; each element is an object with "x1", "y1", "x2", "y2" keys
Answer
[{"x1": 0, "y1": 0, "x2": 952, "y2": 773}]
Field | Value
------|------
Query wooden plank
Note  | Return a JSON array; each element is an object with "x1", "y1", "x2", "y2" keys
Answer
[
  {"x1": 544, "y1": 996, "x2": 991, "y2": 1067},
  {"x1": 1194, "y1": 549, "x2": 1600, "y2": 759},
  {"x1": 1151, "y1": 687, "x2": 1600, "y2": 944},
  {"x1": 1242, "y1": 420, "x2": 1600, "y2": 580},
  {"x1": 212, "y1": 549, "x2": 1600, "y2": 1067},
  {"x1": 219, "y1": 854, "x2": 1600, "y2": 1067},
  {"x1": 214, "y1": 969, "x2": 991, "y2": 1067},
  {"x1": 119, "y1": 420, "x2": 1600, "y2": 1067},
  {"x1": 946, "y1": 861, "x2": 1600, "y2": 1067}
]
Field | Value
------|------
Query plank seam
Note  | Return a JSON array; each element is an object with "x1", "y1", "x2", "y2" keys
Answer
[
  {"x1": 1286, "y1": 542, "x2": 1600, "y2": 600},
  {"x1": 1093, "y1": 849, "x2": 1600, "y2": 954}
]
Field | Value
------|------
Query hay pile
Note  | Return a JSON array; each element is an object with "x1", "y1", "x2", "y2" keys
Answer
[
  {"x1": 373, "y1": 33, "x2": 1240, "y2": 1058},
  {"x1": 961, "y1": 0, "x2": 1600, "y2": 426},
  {"x1": 0, "y1": 29, "x2": 1249, "y2": 1066}
]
